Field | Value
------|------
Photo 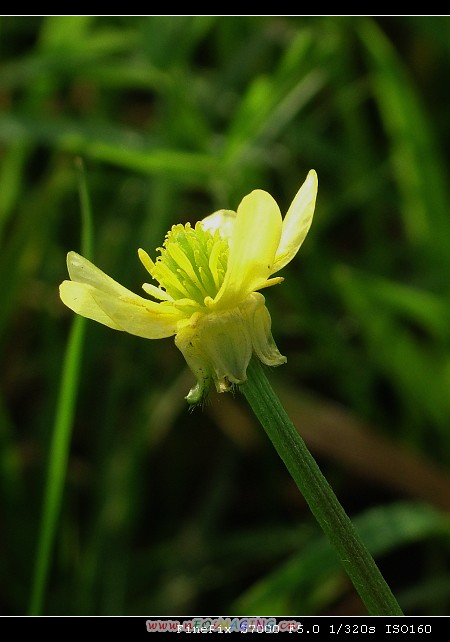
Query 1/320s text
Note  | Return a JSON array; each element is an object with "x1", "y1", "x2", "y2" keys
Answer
[{"x1": 330, "y1": 624, "x2": 431, "y2": 635}]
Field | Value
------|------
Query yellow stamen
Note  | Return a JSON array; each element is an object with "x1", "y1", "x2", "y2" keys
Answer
[{"x1": 147, "y1": 221, "x2": 229, "y2": 306}]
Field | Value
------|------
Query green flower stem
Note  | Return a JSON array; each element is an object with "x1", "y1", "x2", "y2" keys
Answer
[
  {"x1": 240, "y1": 358, "x2": 403, "y2": 616},
  {"x1": 28, "y1": 159, "x2": 93, "y2": 615}
]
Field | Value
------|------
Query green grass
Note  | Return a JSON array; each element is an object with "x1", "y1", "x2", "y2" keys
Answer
[{"x1": 2, "y1": 15, "x2": 450, "y2": 615}]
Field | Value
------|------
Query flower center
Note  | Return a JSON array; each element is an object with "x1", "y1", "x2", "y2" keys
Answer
[{"x1": 151, "y1": 222, "x2": 229, "y2": 306}]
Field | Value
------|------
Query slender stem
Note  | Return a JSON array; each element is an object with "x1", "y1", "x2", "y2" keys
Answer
[
  {"x1": 28, "y1": 317, "x2": 87, "y2": 614},
  {"x1": 240, "y1": 358, "x2": 403, "y2": 616},
  {"x1": 28, "y1": 159, "x2": 93, "y2": 615}
]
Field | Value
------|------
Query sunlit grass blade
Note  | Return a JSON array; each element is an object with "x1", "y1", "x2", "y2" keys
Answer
[{"x1": 28, "y1": 159, "x2": 93, "y2": 615}]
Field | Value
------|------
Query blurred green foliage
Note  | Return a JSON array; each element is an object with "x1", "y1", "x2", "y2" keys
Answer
[{"x1": 2, "y1": 15, "x2": 450, "y2": 616}]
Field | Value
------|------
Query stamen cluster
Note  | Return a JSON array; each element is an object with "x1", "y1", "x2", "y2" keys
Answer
[{"x1": 151, "y1": 222, "x2": 229, "y2": 306}]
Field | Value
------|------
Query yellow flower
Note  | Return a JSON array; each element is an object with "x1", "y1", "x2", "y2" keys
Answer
[{"x1": 59, "y1": 170, "x2": 318, "y2": 404}]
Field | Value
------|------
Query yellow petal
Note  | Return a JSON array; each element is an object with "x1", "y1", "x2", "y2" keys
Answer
[
  {"x1": 247, "y1": 293, "x2": 287, "y2": 366},
  {"x1": 200, "y1": 209, "x2": 236, "y2": 239},
  {"x1": 60, "y1": 280, "x2": 123, "y2": 330},
  {"x1": 174, "y1": 319, "x2": 212, "y2": 404},
  {"x1": 61, "y1": 252, "x2": 181, "y2": 339},
  {"x1": 175, "y1": 306, "x2": 253, "y2": 399},
  {"x1": 90, "y1": 289, "x2": 180, "y2": 339},
  {"x1": 271, "y1": 169, "x2": 318, "y2": 274},
  {"x1": 199, "y1": 308, "x2": 253, "y2": 386},
  {"x1": 66, "y1": 251, "x2": 134, "y2": 297},
  {"x1": 214, "y1": 189, "x2": 282, "y2": 308}
]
